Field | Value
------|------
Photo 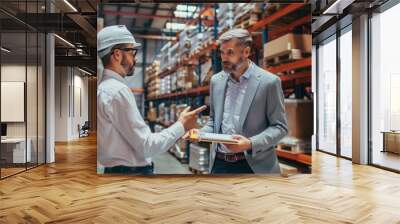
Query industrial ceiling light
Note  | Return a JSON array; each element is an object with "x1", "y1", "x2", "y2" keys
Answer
[
  {"x1": 78, "y1": 67, "x2": 93, "y2": 76},
  {"x1": 1, "y1": 47, "x2": 11, "y2": 53},
  {"x1": 174, "y1": 4, "x2": 199, "y2": 18},
  {"x1": 165, "y1": 22, "x2": 186, "y2": 30},
  {"x1": 54, "y1": 34, "x2": 75, "y2": 48},
  {"x1": 63, "y1": 0, "x2": 78, "y2": 12},
  {"x1": 323, "y1": 0, "x2": 355, "y2": 15}
]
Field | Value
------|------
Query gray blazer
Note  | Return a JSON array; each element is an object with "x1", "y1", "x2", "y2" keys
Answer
[{"x1": 201, "y1": 63, "x2": 288, "y2": 174}]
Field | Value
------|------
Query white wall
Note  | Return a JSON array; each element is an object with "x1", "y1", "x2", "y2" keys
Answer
[
  {"x1": 1, "y1": 65, "x2": 39, "y2": 137},
  {"x1": 1, "y1": 63, "x2": 46, "y2": 164},
  {"x1": 55, "y1": 67, "x2": 89, "y2": 141}
]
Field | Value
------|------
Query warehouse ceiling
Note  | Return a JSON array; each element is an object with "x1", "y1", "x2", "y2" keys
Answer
[
  {"x1": 311, "y1": 0, "x2": 389, "y2": 37},
  {"x1": 99, "y1": 3, "x2": 202, "y2": 39},
  {"x1": 0, "y1": 0, "x2": 98, "y2": 74}
]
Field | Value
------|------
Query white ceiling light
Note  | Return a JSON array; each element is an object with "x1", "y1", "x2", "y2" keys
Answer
[
  {"x1": 78, "y1": 67, "x2": 92, "y2": 76},
  {"x1": 176, "y1": 4, "x2": 197, "y2": 12},
  {"x1": 63, "y1": 0, "x2": 78, "y2": 12},
  {"x1": 323, "y1": 0, "x2": 355, "y2": 15},
  {"x1": 1, "y1": 47, "x2": 11, "y2": 53},
  {"x1": 54, "y1": 34, "x2": 75, "y2": 48},
  {"x1": 166, "y1": 22, "x2": 186, "y2": 30},
  {"x1": 174, "y1": 4, "x2": 199, "y2": 18},
  {"x1": 165, "y1": 22, "x2": 195, "y2": 31}
]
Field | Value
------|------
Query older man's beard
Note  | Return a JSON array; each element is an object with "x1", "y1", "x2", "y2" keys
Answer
[
  {"x1": 222, "y1": 56, "x2": 245, "y2": 74},
  {"x1": 121, "y1": 55, "x2": 135, "y2": 77}
]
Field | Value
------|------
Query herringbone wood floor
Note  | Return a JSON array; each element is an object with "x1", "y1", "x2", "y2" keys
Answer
[{"x1": 0, "y1": 135, "x2": 399, "y2": 224}]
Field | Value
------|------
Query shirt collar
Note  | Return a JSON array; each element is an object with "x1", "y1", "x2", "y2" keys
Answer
[
  {"x1": 228, "y1": 60, "x2": 253, "y2": 82},
  {"x1": 103, "y1": 68, "x2": 129, "y2": 86}
]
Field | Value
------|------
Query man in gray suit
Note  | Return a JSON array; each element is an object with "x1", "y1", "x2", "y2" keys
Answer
[{"x1": 190, "y1": 28, "x2": 288, "y2": 174}]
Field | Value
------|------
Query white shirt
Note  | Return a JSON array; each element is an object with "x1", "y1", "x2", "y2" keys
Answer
[{"x1": 97, "y1": 69, "x2": 185, "y2": 167}]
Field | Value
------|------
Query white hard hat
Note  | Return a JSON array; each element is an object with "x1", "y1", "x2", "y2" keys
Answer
[{"x1": 97, "y1": 25, "x2": 141, "y2": 58}]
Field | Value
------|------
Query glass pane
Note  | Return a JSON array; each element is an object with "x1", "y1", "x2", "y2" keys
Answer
[
  {"x1": 371, "y1": 3, "x2": 400, "y2": 171},
  {"x1": 340, "y1": 28, "x2": 352, "y2": 158},
  {"x1": 27, "y1": 31, "x2": 38, "y2": 169},
  {"x1": 318, "y1": 36, "x2": 337, "y2": 154},
  {"x1": 38, "y1": 32, "x2": 45, "y2": 165},
  {"x1": 1, "y1": 31, "x2": 27, "y2": 177}
]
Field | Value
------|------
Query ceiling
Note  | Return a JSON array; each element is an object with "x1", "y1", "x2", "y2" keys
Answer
[
  {"x1": 0, "y1": 0, "x2": 98, "y2": 74},
  {"x1": 100, "y1": 3, "x2": 200, "y2": 37}
]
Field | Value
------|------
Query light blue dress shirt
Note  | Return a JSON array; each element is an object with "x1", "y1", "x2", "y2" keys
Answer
[{"x1": 219, "y1": 61, "x2": 254, "y2": 153}]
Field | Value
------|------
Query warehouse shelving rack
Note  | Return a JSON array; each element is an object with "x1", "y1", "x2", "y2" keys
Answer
[
  {"x1": 145, "y1": 4, "x2": 217, "y2": 163},
  {"x1": 145, "y1": 3, "x2": 312, "y2": 167},
  {"x1": 247, "y1": 3, "x2": 312, "y2": 167}
]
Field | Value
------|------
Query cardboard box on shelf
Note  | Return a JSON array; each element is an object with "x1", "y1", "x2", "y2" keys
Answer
[
  {"x1": 264, "y1": 33, "x2": 312, "y2": 65},
  {"x1": 169, "y1": 104, "x2": 177, "y2": 123},
  {"x1": 200, "y1": 58, "x2": 213, "y2": 86},
  {"x1": 284, "y1": 99, "x2": 313, "y2": 141},
  {"x1": 218, "y1": 3, "x2": 235, "y2": 33},
  {"x1": 170, "y1": 73, "x2": 177, "y2": 92},
  {"x1": 186, "y1": 70, "x2": 199, "y2": 90},
  {"x1": 147, "y1": 105, "x2": 157, "y2": 122}
]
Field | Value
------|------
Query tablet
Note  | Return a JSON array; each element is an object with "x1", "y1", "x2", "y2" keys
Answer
[{"x1": 190, "y1": 130, "x2": 239, "y2": 144}]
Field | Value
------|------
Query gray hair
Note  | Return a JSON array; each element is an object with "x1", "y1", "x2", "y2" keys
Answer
[{"x1": 218, "y1": 28, "x2": 252, "y2": 47}]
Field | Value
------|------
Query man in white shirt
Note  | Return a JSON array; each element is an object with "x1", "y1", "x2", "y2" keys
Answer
[{"x1": 97, "y1": 25, "x2": 206, "y2": 174}]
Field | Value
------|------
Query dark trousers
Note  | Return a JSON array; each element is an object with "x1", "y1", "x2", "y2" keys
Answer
[
  {"x1": 104, "y1": 163, "x2": 154, "y2": 174},
  {"x1": 211, "y1": 157, "x2": 254, "y2": 174}
]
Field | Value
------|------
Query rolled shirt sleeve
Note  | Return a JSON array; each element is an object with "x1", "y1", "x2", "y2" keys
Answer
[{"x1": 109, "y1": 87, "x2": 185, "y2": 158}]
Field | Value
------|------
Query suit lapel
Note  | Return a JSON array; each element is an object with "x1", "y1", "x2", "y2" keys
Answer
[
  {"x1": 239, "y1": 73, "x2": 261, "y2": 131},
  {"x1": 214, "y1": 73, "x2": 228, "y2": 133}
]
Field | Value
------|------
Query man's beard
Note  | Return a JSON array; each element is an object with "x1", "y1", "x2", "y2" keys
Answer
[
  {"x1": 121, "y1": 55, "x2": 135, "y2": 76},
  {"x1": 222, "y1": 57, "x2": 245, "y2": 74}
]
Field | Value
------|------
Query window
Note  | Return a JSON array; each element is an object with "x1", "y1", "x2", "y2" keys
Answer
[
  {"x1": 0, "y1": 0, "x2": 47, "y2": 179},
  {"x1": 339, "y1": 27, "x2": 352, "y2": 158},
  {"x1": 317, "y1": 35, "x2": 337, "y2": 155},
  {"x1": 370, "y1": 2, "x2": 400, "y2": 171}
]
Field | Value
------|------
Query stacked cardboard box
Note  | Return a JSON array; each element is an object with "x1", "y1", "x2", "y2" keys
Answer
[
  {"x1": 146, "y1": 101, "x2": 157, "y2": 122},
  {"x1": 176, "y1": 66, "x2": 199, "y2": 90},
  {"x1": 189, "y1": 143, "x2": 209, "y2": 173},
  {"x1": 159, "y1": 42, "x2": 171, "y2": 72},
  {"x1": 160, "y1": 76, "x2": 171, "y2": 95},
  {"x1": 234, "y1": 3, "x2": 262, "y2": 28},
  {"x1": 178, "y1": 26, "x2": 197, "y2": 62},
  {"x1": 218, "y1": 3, "x2": 235, "y2": 33},
  {"x1": 264, "y1": 33, "x2": 312, "y2": 67},
  {"x1": 279, "y1": 99, "x2": 313, "y2": 153},
  {"x1": 145, "y1": 61, "x2": 161, "y2": 99},
  {"x1": 168, "y1": 42, "x2": 179, "y2": 68},
  {"x1": 200, "y1": 58, "x2": 213, "y2": 86}
]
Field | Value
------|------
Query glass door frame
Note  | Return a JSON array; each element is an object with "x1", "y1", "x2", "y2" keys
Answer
[
  {"x1": 0, "y1": 2, "x2": 48, "y2": 180},
  {"x1": 315, "y1": 20, "x2": 353, "y2": 161}
]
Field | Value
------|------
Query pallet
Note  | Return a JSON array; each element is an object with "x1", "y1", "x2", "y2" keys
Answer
[
  {"x1": 234, "y1": 20, "x2": 253, "y2": 29},
  {"x1": 235, "y1": 7, "x2": 260, "y2": 23},
  {"x1": 234, "y1": 13, "x2": 259, "y2": 29},
  {"x1": 264, "y1": 49, "x2": 302, "y2": 66},
  {"x1": 275, "y1": 142, "x2": 312, "y2": 166},
  {"x1": 189, "y1": 167, "x2": 208, "y2": 174},
  {"x1": 234, "y1": 9, "x2": 260, "y2": 27},
  {"x1": 264, "y1": 49, "x2": 311, "y2": 66},
  {"x1": 276, "y1": 143, "x2": 298, "y2": 152},
  {"x1": 168, "y1": 150, "x2": 188, "y2": 164},
  {"x1": 279, "y1": 163, "x2": 299, "y2": 176}
]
